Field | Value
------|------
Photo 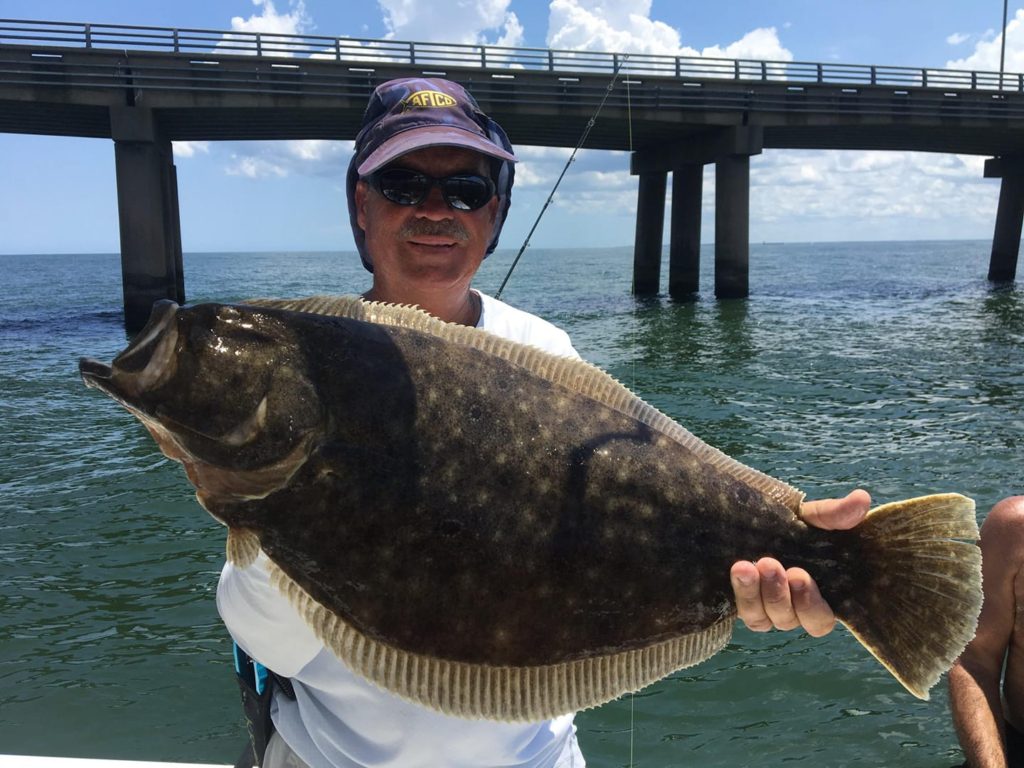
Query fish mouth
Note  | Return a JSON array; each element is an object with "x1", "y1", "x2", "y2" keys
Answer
[
  {"x1": 79, "y1": 299, "x2": 180, "y2": 402},
  {"x1": 79, "y1": 356, "x2": 113, "y2": 388}
]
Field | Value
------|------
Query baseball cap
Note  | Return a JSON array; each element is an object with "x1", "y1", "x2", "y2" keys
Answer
[{"x1": 346, "y1": 77, "x2": 517, "y2": 272}]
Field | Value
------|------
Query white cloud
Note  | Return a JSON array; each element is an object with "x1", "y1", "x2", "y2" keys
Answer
[
  {"x1": 229, "y1": 0, "x2": 311, "y2": 35},
  {"x1": 544, "y1": 0, "x2": 793, "y2": 61},
  {"x1": 217, "y1": 0, "x2": 313, "y2": 56},
  {"x1": 227, "y1": 154, "x2": 289, "y2": 179},
  {"x1": 946, "y1": 8, "x2": 1024, "y2": 76},
  {"x1": 544, "y1": 0, "x2": 791, "y2": 77},
  {"x1": 749, "y1": 150, "x2": 996, "y2": 231},
  {"x1": 701, "y1": 28, "x2": 792, "y2": 62},
  {"x1": 224, "y1": 140, "x2": 353, "y2": 178},
  {"x1": 546, "y1": 0, "x2": 692, "y2": 55},
  {"x1": 377, "y1": 0, "x2": 524, "y2": 47},
  {"x1": 172, "y1": 141, "x2": 210, "y2": 159},
  {"x1": 946, "y1": 32, "x2": 970, "y2": 46},
  {"x1": 496, "y1": 12, "x2": 525, "y2": 48}
]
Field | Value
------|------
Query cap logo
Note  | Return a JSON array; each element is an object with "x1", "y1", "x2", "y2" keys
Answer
[{"x1": 402, "y1": 90, "x2": 458, "y2": 110}]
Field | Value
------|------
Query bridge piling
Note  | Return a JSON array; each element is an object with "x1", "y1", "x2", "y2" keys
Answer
[
  {"x1": 668, "y1": 164, "x2": 703, "y2": 298},
  {"x1": 714, "y1": 154, "x2": 751, "y2": 299},
  {"x1": 985, "y1": 156, "x2": 1023, "y2": 283},
  {"x1": 632, "y1": 171, "x2": 667, "y2": 295},
  {"x1": 111, "y1": 107, "x2": 184, "y2": 332}
]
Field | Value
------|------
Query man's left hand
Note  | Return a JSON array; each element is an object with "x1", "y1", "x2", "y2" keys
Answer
[{"x1": 730, "y1": 489, "x2": 871, "y2": 636}]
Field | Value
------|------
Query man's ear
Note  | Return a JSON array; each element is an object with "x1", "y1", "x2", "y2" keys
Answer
[{"x1": 355, "y1": 180, "x2": 369, "y2": 230}]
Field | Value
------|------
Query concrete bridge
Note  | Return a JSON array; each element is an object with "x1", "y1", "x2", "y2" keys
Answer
[{"x1": 2, "y1": 19, "x2": 1023, "y2": 329}]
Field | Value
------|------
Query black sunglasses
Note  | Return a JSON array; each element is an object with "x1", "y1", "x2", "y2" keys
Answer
[{"x1": 366, "y1": 168, "x2": 496, "y2": 211}]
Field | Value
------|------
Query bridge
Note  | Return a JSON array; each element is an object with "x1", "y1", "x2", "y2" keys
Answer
[{"x1": 2, "y1": 19, "x2": 1023, "y2": 329}]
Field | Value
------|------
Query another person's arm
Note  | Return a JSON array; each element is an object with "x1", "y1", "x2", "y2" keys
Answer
[
  {"x1": 730, "y1": 489, "x2": 871, "y2": 635},
  {"x1": 950, "y1": 496, "x2": 1024, "y2": 768}
]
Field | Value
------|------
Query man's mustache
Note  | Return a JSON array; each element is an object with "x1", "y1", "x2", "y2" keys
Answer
[{"x1": 398, "y1": 219, "x2": 469, "y2": 241}]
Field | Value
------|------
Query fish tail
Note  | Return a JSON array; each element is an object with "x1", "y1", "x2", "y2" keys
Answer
[{"x1": 832, "y1": 492, "x2": 981, "y2": 700}]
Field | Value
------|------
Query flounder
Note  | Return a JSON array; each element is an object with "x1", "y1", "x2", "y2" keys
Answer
[{"x1": 79, "y1": 296, "x2": 982, "y2": 721}]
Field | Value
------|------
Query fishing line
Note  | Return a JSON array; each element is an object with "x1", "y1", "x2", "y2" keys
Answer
[
  {"x1": 625, "y1": 70, "x2": 638, "y2": 768},
  {"x1": 494, "y1": 54, "x2": 630, "y2": 300},
  {"x1": 626, "y1": 689, "x2": 636, "y2": 768}
]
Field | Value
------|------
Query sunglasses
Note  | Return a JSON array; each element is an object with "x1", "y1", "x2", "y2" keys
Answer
[{"x1": 366, "y1": 168, "x2": 496, "y2": 211}]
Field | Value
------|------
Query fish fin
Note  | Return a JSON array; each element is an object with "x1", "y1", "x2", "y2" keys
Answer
[
  {"x1": 241, "y1": 295, "x2": 805, "y2": 513},
  {"x1": 263, "y1": 557, "x2": 732, "y2": 721},
  {"x1": 226, "y1": 528, "x2": 261, "y2": 568},
  {"x1": 835, "y1": 493, "x2": 981, "y2": 700}
]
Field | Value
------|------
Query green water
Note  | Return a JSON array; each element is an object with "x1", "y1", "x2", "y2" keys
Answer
[{"x1": 1, "y1": 242, "x2": 1021, "y2": 766}]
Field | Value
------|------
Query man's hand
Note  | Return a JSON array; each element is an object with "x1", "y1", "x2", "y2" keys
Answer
[{"x1": 730, "y1": 489, "x2": 871, "y2": 636}]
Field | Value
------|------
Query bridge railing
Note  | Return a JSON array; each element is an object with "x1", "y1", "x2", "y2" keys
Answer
[{"x1": 1, "y1": 18, "x2": 1022, "y2": 93}]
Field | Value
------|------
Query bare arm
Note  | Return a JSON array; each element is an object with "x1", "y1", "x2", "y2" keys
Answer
[
  {"x1": 730, "y1": 489, "x2": 870, "y2": 636},
  {"x1": 949, "y1": 496, "x2": 1024, "y2": 768}
]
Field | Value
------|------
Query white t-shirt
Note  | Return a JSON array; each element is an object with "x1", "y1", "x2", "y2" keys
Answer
[{"x1": 217, "y1": 292, "x2": 584, "y2": 768}]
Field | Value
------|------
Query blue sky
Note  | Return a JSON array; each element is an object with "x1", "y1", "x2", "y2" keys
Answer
[{"x1": 1, "y1": 1, "x2": 1021, "y2": 254}]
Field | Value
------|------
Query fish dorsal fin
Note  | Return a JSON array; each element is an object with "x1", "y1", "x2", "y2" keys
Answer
[{"x1": 242, "y1": 295, "x2": 805, "y2": 513}]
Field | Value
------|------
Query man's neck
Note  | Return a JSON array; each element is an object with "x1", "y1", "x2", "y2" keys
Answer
[{"x1": 363, "y1": 285, "x2": 481, "y2": 327}]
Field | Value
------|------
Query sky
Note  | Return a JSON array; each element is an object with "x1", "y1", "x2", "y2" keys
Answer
[{"x1": 1, "y1": 0, "x2": 1022, "y2": 254}]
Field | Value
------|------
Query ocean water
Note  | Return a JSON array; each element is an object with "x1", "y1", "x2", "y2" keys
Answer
[{"x1": 0, "y1": 241, "x2": 1021, "y2": 767}]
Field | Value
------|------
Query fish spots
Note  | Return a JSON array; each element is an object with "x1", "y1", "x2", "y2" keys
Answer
[{"x1": 435, "y1": 519, "x2": 465, "y2": 540}]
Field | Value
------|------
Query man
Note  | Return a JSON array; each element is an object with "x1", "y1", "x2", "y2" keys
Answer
[
  {"x1": 951, "y1": 495, "x2": 1024, "y2": 768},
  {"x1": 218, "y1": 77, "x2": 867, "y2": 768}
]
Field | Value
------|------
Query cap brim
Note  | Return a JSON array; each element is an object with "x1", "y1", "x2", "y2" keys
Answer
[{"x1": 357, "y1": 125, "x2": 517, "y2": 176}]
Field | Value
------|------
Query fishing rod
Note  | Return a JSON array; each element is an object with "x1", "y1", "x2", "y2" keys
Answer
[{"x1": 494, "y1": 53, "x2": 631, "y2": 300}]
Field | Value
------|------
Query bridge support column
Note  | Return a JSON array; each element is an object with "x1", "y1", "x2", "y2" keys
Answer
[
  {"x1": 111, "y1": 107, "x2": 184, "y2": 332},
  {"x1": 715, "y1": 154, "x2": 750, "y2": 298},
  {"x1": 632, "y1": 171, "x2": 667, "y2": 295},
  {"x1": 668, "y1": 164, "x2": 703, "y2": 298},
  {"x1": 985, "y1": 156, "x2": 1024, "y2": 283}
]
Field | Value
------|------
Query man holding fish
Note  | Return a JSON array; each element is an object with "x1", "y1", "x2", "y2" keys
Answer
[{"x1": 215, "y1": 77, "x2": 871, "y2": 768}]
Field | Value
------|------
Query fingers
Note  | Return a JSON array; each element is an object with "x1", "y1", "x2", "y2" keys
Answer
[
  {"x1": 731, "y1": 560, "x2": 836, "y2": 636},
  {"x1": 800, "y1": 488, "x2": 871, "y2": 530},
  {"x1": 730, "y1": 489, "x2": 863, "y2": 635},
  {"x1": 731, "y1": 560, "x2": 772, "y2": 632},
  {"x1": 787, "y1": 567, "x2": 836, "y2": 637}
]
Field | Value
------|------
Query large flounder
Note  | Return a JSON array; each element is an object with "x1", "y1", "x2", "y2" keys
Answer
[{"x1": 79, "y1": 296, "x2": 982, "y2": 721}]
